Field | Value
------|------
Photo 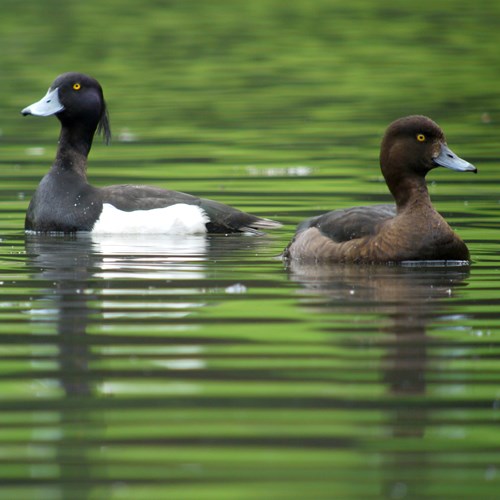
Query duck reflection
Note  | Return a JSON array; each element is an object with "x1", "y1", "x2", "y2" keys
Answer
[
  {"x1": 24, "y1": 232, "x2": 271, "y2": 500},
  {"x1": 288, "y1": 261, "x2": 469, "y2": 400},
  {"x1": 25, "y1": 234, "x2": 99, "y2": 500},
  {"x1": 287, "y1": 260, "x2": 470, "y2": 498}
]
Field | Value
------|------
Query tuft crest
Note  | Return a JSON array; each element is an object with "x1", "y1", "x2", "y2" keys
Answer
[{"x1": 97, "y1": 99, "x2": 111, "y2": 145}]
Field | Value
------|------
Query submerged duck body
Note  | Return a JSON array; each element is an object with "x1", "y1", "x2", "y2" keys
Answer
[
  {"x1": 283, "y1": 115, "x2": 477, "y2": 263},
  {"x1": 22, "y1": 72, "x2": 281, "y2": 235}
]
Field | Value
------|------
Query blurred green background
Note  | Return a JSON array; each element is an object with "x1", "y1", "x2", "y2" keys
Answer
[
  {"x1": 2, "y1": 0, "x2": 500, "y2": 147},
  {"x1": 2, "y1": 0, "x2": 498, "y2": 235},
  {"x1": 1, "y1": 3, "x2": 500, "y2": 499}
]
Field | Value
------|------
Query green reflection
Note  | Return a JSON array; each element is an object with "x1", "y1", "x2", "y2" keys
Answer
[{"x1": 1, "y1": 1, "x2": 500, "y2": 499}]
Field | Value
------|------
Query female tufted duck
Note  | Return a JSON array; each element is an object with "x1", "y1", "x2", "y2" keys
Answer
[
  {"x1": 22, "y1": 72, "x2": 281, "y2": 234},
  {"x1": 282, "y1": 115, "x2": 477, "y2": 263}
]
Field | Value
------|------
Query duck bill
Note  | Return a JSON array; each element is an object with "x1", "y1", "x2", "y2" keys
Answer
[
  {"x1": 21, "y1": 87, "x2": 64, "y2": 117},
  {"x1": 433, "y1": 143, "x2": 477, "y2": 173}
]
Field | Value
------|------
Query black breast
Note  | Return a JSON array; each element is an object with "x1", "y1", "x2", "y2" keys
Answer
[{"x1": 25, "y1": 171, "x2": 103, "y2": 232}]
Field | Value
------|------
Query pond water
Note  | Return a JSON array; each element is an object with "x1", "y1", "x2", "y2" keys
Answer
[{"x1": 1, "y1": 1, "x2": 500, "y2": 499}]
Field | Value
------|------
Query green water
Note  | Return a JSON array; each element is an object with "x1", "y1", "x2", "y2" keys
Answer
[{"x1": 1, "y1": 1, "x2": 500, "y2": 499}]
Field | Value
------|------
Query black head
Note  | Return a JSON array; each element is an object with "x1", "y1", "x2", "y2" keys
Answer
[{"x1": 22, "y1": 72, "x2": 111, "y2": 144}]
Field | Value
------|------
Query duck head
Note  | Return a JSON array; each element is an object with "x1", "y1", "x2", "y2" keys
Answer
[
  {"x1": 379, "y1": 115, "x2": 476, "y2": 206},
  {"x1": 22, "y1": 72, "x2": 111, "y2": 144}
]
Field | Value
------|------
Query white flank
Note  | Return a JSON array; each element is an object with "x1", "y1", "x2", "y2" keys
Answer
[{"x1": 92, "y1": 203, "x2": 209, "y2": 234}]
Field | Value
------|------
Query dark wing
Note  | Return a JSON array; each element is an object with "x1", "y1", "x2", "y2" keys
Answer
[
  {"x1": 100, "y1": 184, "x2": 199, "y2": 210},
  {"x1": 100, "y1": 184, "x2": 281, "y2": 234},
  {"x1": 198, "y1": 197, "x2": 282, "y2": 233},
  {"x1": 297, "y1": 204, "x2": 396, "y2": 242}
]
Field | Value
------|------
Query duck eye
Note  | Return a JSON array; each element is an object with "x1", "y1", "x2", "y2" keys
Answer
[
  {"x1": 416, "y1": 133, "x2": 426, "y2": 142},
  {"x1": 72, "y1": 83, "x2": 81, "y2": 91}
]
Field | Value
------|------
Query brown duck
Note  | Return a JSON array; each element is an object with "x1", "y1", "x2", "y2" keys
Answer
[{"x1": 283, "y1": 115, "x2": 477, "y2": 263}]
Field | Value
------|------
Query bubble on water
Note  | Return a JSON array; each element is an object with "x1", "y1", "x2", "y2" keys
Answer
[
  {"x1": 225, "y1": 283, "x2": 247, "y2": 294},
  {"x1": 485, "y1": 465, "x2": 497, "y2": 481},
  {"x1": 390, "y1": 482, "x2": 408, "y2": 499},
  {"x1": 25, "y1": 147, "x2": 45, "y2": 156}
]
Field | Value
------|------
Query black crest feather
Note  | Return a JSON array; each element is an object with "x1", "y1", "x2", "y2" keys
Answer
[{"x1": 97, "y1": 99, "x2": 111, "y2": 145}]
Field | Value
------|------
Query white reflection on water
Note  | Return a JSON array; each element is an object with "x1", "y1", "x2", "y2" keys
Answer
[
  {"x1": 98, "y1": 381, "x2": 202, "y2": 396},
  {"x1": 89, "y1": 234, "x2": 209, "y2": 320},
  {"x1": 90, "y1": 233, "x2": 207, "y2": 255},
  {"x1": 91, "y1": 233, "x2": 208, "y2": 280},
  {"x1": 98, "y1": 345, "x2": 204, "y2": 356},
  {"x1": 245, "y1": 165, "x2": 313, "y2": 177},
  {"x1": 25, "y1": 233, "x2": 210, "y2": 324},
  {"x1": 153, "y1": 359, "x2": 207, "y2": 370},
  {"x1": 24, "y1": 232, "x2": 211, "y2": 404}
]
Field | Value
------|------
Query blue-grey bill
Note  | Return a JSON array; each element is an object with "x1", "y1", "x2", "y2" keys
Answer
[
  {"x1": 21, "y1": 87, "x2": 63, "y2": 116},
  {"x1": 433, "y1": 143, "x2": 477, "y2": 173}
]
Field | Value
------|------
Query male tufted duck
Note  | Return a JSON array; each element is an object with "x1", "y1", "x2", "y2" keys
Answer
[
  {"x1": 282, "y1": 115, "x2": 477, "y2": 263},
  {"x1": 22, "y1": 72, "x2": 281, "y2": 234}
]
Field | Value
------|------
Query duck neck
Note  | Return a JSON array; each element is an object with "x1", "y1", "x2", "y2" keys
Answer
[
  {"x1": 52, "y1": 122, "x2": 96, "y2": 178},
  {"x1": 388, "y1": 174, "x2": 433, "y2": 213}
]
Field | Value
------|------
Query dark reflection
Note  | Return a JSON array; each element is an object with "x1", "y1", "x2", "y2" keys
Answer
[
  {"x1": 23, "y1": 232, "x2": 272, "y2": 500},
  {"x1": 287, "y1": 260, "x2": 470, "y2": 499},
  {"x1": 25, "y1": 235, "x2": 99, "y2": 500}
]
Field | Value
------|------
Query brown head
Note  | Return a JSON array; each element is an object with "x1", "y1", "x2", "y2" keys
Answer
[{"x1": 379, "y1": 115, "x2": 476, "y2": 207}]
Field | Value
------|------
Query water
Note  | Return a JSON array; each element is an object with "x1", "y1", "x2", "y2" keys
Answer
[{"x1": 2, "y1": 1, "x2": 500, "y2": 499}]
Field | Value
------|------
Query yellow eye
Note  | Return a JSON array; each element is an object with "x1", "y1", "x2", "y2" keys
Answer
[
  {"x1": 416, "y1": 133, "x2": 426, "y2": 142},
  {"x1": 73, "y1": 83, "x2": 81, "y2": 91}
]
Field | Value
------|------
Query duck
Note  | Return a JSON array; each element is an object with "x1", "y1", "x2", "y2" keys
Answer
[
  {"x1": 21, "y1": 72, "x2": 281, "y2": 234},
  {"x1": 282, "y1": 115, "x2": 477, "y2": 263}
]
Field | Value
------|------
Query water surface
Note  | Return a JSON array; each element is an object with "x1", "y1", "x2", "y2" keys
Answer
[{"x1": 1, "y1": 1, "x2": 500, "y2": 499}]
